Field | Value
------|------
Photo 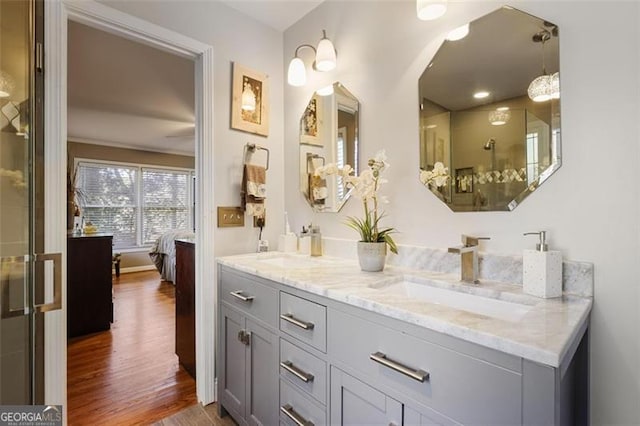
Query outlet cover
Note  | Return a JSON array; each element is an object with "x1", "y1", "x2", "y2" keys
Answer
[{"x1": 217, "y1": 206, "x2": 244, "y2": 227}]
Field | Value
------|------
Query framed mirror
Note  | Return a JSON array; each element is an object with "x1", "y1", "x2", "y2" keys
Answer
[
  {"x1": 300, "y1": 82, "x2": 359, "y2": 212},
  {"x1": 418, "y1": 6, "x2": 561, "y2": 211}
]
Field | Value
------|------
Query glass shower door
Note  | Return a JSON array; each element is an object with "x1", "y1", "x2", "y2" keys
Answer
[{"x1": 0, "y1": 0, "x2": 58, "y2": 404}]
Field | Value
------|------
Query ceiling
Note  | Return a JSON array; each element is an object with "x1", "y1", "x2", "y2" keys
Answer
[
  {"x1": 419, "y1": 7, "x2": 559, "y2": 112},
  {"x1": 67, "y1": 1, "x2": 324, "y2": 155},
  {"x1": 67, "y1": 21, "x2": 196, "y2": 155},
  {"x1": 220, "y1": 0, "x2": 324, "y2": 31}
]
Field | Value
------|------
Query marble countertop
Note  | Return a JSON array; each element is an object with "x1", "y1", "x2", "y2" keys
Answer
[{"x1": 217, "y1": 252, "x2": 592, "y2": 367}]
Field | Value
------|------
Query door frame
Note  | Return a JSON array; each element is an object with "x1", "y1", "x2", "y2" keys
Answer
[{"x1": 44, "y1": 0, "x2": 216, "y2": 406}]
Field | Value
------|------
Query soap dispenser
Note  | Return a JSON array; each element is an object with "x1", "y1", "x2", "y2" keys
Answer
[{"x1": 522, "y1": 231, "x2": 563, "y2": 298}]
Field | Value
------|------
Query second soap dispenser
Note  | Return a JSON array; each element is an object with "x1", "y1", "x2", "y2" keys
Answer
[{"x1": 522, "y1": 231, "x2": 563, "y2": 298}]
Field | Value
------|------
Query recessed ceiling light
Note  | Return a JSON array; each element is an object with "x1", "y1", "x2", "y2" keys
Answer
[
  {"x1": 446, "y1": 24, "x2": 469, "y2": 41},
  {"x1": 473, "y1": 91, "x2": 490, "y2": 99},
  {"x1": 496, "y1": 106, "x2": 510, "y2": 111}
]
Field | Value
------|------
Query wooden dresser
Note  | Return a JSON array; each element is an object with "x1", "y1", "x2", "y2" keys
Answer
[
  {"x1": 175, "y1": 239, "x2": 195, "y2": 378},
  {"x1": 67, "y1": 233, "x2": 113, "y2": 338}
]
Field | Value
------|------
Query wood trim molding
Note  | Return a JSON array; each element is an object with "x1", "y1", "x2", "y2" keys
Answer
[
  {"x1": 195, "y1": 45, "x2": 216, "y2": 403},
  {"x1": 46, "y1": 0, "x2": 217, "y2": 406},
  {"x1": 117, "y1": 265, "x2": 157, "y2": 275},
  {"x1": 44, "y1": 0, "x2": 68, "y2": 407}
]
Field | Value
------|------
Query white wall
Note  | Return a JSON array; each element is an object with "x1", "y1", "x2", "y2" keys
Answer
[
  {"x1": 284, "y1": 1, "x2": 640, "y2": 423},
  {"x1": 100, "y1": 0, "x2": 285, "y2": 257}
]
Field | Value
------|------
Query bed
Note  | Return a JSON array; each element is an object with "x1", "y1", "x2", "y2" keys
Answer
[{"x1": 149, "y1": 229, "x2": 195, "y2": 283}]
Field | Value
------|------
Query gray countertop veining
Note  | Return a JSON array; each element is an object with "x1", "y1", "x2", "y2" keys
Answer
[{"x1": 217, "y1": 252, "x2": 592, "y2": 367}]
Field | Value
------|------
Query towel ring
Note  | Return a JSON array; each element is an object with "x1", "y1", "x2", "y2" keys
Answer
[
  {"x1": 244, "y1": 143, "x2": 270, "y2": 170},
  {"x1": 307, "y1": 153, "x2": 325, "y2": 175}
]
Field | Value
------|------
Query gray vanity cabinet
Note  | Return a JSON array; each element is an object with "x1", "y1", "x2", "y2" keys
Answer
[
  {"x1": 330, "y1": 366, "x2": 402, "y2": 425},
  {"x1": 217, "y1": 264, "x2": 588, "y2": 426},
  {"x1": 218, "y1": 269, "x2": 279, "y2": 426}
]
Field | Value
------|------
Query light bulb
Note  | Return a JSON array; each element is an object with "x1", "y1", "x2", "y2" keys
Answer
[
  {"x1": 287, "y1": 57, "x2": 306, "y2": 86},
  {"x1": 417, "y1": 0, "x2": 447, "y2": 21},
  {"x1": 473, "y1": 91, "x2": 490, "y2": 99}
]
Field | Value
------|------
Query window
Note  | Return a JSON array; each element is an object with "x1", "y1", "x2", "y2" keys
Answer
[{"x1": 77, "y1": 160, "x2": 194, "y2": 249}]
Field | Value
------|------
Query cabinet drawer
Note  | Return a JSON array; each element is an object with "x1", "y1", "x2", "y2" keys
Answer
[
  {"x1": 280, "y1": 339, "x2": 327, "y2": 405},
  {"x1": 280, "y1": 292, "x2": 326, "y2": 352},
  {"x1": 280, "y1": 379, "x2": 326, "y2": 426},
  {"x1": 328, "y1": 308, "x2": 522, "y2": 425},
  {"x1": 220, "y1": 268, "x2": 278, "y2": 327}
]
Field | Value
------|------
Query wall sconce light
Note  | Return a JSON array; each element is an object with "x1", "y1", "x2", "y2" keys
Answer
[
  {"x1": 417, "y1": 0, "x2": 447, "y2": 21},
  {"x1": 287, "y1": 30, "x2": 337, "y2": 87},
  {"x1": 0, "y1": 70, "x2": 15, "y2": 98}
]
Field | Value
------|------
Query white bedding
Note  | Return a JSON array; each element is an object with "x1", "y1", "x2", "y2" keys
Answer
[{"x1": 149, "y1": 229, "x2": 195, "y2": 283}]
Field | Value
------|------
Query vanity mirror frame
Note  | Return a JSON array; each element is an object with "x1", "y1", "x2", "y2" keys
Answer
[
  {"x1": 300, "y1": 82, "x2": 360, "y2": 212},
  {"x1": 418, "y1": 6, "x2": 561, "y2": 212}
]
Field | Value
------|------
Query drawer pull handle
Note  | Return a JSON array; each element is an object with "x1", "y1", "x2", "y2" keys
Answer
[
  {"x1": 230, "y1": 290, "x2": 254, "y2": 302},
  {"x1": 280, "y1": 404, "x2": 314, "y2": 426},
  {"x1": 369, "y1": 351, "x2": 429, "y2": 383},
  {"x1": 280, "y1": 360, "x2": 314, "y2": 383},
  {"x1": 280, "y1": 313, "x2": 314, "y2": 330}
]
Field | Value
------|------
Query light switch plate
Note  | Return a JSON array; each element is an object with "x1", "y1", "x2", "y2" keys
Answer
[{"x1": 217, "y1": 206, "x2": 244, "y2": 227}]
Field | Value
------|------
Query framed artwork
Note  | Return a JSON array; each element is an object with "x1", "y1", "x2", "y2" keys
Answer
[
  {"x1": 231, "y1": 62, "x2": 269, "y2": 137},
  {"x1": 300, "y1": 95, "x2": 322, "y2": 146},
  {"x1": 455, "y1": 167, "x2": 474, "y2": 194}
]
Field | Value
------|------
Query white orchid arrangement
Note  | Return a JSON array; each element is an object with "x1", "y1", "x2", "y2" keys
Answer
[
  {"x1": 315, "y1": 150, "x2": 398, "y2": 254},
  {"x1": 419, "y1": 162, "x2": 450, "y2": 188}
]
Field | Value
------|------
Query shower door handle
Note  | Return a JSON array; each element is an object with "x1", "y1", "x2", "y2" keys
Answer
[
  {"x1": 33, "y1": 253, "x2": 62, "y2": 313},
  {"x1": 1, "y1": 253, "x2": 62, "y2": 319}
]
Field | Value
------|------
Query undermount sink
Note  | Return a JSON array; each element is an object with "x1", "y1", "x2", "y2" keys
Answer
[{"x1": 374, "y1": 279, "x2": 533, "y2": 322}]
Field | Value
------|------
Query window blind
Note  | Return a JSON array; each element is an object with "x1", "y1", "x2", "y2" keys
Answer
[
  {"x1": 77, "y1": 163, "x2": 138, "y2": 248},
  {"x1": 76, "y1": 161, "x2": 193, "y2": 249},
  {"x1": 141, "y1": 168, "x2": 190, "y2": 245}
]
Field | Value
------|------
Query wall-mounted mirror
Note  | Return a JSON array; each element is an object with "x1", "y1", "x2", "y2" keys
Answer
[
  {"x1": 300, "y1": 82, "x2": 359, "y2": 212},
  {"x1": 419, "y1": 6, "x2": 560, "y2": 211}
]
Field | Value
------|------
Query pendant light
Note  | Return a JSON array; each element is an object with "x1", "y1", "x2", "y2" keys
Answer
[
  {"x1": 417, "y1": 0, "x2": 447, "y2": 21},
  {"x1": 0, "y1": 70, "x2": 15, "y2": 98},
  {"x1": 287, "y1": 30, "x2": 337, "y2": 87},
  {"x1": 488, "y1": 107, "x2": 511, "y2": 126},
  {"x1": 528, "y1": 30, "x2": 557, "y2": 102}
]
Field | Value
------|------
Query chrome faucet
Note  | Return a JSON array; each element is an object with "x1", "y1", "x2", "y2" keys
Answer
[{"x1": 448, "y1": 235, "x2": 490, "y2": 284}]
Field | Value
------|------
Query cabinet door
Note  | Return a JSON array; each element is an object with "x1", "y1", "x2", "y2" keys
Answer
[
  {"x1": 246, "y1": 318, "x2": 279, "y2": 426},
  {"x1": 221, "y1": 305, "x2": 246, "y2": 420},
  {"x1": 404, "y1": 405, "x2": 460, "y2": 426},
  {"x1": 330, "y1": 367, "x2": 402, "y2": 426}
]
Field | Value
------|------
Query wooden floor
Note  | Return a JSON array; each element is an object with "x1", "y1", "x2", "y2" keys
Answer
[{"x1": 67, "y1": 270, "x2": 197, "y2": 425}]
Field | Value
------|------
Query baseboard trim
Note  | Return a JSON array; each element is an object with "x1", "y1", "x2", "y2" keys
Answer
[{"x1": 115, "y1": 265, "x2": 157, "y2": 275}]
